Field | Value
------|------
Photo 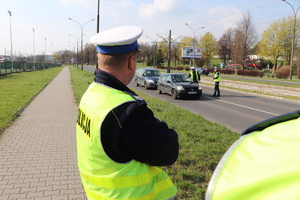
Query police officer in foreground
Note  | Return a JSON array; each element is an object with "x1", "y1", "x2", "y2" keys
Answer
[
  {"x1": 212, "y1": 67, "x2": 220, "y2": 97},
  {"x1": 189, "y1": 66, "x2": 200, "y2": 84},
  {"x1": 206, "y1": 110, "x2": 300, "y2": 200},
  {"x1": 76, "y1": 25, "x2": 178, "y2": 200}
]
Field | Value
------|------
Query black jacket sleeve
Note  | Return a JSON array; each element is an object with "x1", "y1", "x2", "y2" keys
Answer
[{"x1": 101, "y1": 102, "x2": 179, "y2": 166}]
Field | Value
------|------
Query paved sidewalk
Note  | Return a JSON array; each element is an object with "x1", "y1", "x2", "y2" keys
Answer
[{"x1": 0, "y1": 67, "x2": 85, "y2": 200}]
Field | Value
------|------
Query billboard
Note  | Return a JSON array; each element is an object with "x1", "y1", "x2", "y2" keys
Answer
[{"x1": 182, "y1": 47, "x2": 202, "y2": 59}]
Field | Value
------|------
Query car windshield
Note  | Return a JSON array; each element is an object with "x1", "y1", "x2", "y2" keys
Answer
[
  {"x1": 172, "y1": 74, "x2": 189, "y2": 83},
  {"x1": 144, "y1": 70, "x2": 160, "y2": 77}
]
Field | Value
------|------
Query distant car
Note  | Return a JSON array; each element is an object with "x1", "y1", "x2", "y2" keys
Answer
[
  {"x1": 135, "y1": 67, "x2": 160, "y2": 89},
  {"x1": 157, "y1": 73, "x2": 202, "y2": 99},
  {"x1": 196, "y1": 67, "x2": 209, "y2": 75}
]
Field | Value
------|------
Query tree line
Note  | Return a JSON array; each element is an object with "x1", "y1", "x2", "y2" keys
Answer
[{"x1": 53, "y1": 12, "x2": 300, "y2": 77}]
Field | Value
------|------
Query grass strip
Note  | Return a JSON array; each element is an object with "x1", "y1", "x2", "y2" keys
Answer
[
  {"x1": 69, "y1": 66, "x2": 239, "y2": 199},
  {"x1": 220, "y1": 77, "x2": 300, "y2": 89},
  {"x1": 201, "y1": 82, "x2": 300, "y2": 101},
  {"x1": 0, "y1": 67, "x2": 63, "y2": 133}
]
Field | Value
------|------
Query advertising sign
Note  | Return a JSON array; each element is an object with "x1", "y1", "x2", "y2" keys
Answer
[{"x1": 182, "y1": 47, "x2": 202, "y2": 59}]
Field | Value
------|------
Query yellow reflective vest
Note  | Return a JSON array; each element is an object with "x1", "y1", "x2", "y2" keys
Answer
[
  {"x1": 213, "y1": 71, "x2": 220, "y2": 82},
  {"x1": 76, "y1": 82, "x2": 177, "y2": 200},
  {"x1": 206, "y1": 110, "x2": 300, "y2": 200},
  {"x1": 190, "y1": 70, "x2": 200, "y2": 82}
]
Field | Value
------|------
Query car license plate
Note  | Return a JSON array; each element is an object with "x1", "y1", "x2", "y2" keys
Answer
[{"x1": 188, "y1": 91, "x2": 197, "y2": 94}]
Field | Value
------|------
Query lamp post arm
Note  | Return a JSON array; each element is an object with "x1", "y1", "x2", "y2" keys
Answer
[
  {"x1": 83, "y1": 19, "x2": 95, "y2": 28},
  {"x1": 68, "y1": 18, "x2": 82, "y2": 28},
  {"x1": 282, "y1": 0, "x2": 296, "y2": 15},
  {"x1": 296, "y1": 6, "x2": 300, "y2": 15}
]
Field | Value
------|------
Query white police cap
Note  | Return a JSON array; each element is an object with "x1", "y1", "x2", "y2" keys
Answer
[
  {"x1": 90, "y1": 25, "x2": 143, "y2": 54},
  {"x1": 191, "y1": 67, "x2": 195, "y2": 70}
]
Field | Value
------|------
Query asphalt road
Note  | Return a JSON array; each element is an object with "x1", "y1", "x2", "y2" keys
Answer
[
  {"x1": 83, "y1": 65, "x2": 300, "y2": 133},
  {"x1": 129, "y1": 82, "x2": 300, "y2": 133}
]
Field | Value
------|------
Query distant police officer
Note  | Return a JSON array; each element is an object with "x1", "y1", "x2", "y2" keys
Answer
[
  {"x1": 189, "y1": 66, "x2": 200, "y2": 83},
  {"x1": 212, "y1": 67, "x2": 220, "y2": 97},
  {"x1": 206, "y1": 110, "x2": 300, "y2": 200},
  {"x1": 76, "y1": 26, "x2": 178, "y2": 200}
]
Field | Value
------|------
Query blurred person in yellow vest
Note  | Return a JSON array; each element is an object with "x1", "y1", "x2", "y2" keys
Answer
[
  {"x1": 189, "y1": 66, "x2": 200, "y2": 84},
  {"x1": 76, "y1": 25, "x2": 178, "y2": 200},
  {"x1": 212, "y1": 67, "x2": 220, "y2": 97},
  {"x1": 206, "y1": 110, "x2": 300, "y2": 200}
]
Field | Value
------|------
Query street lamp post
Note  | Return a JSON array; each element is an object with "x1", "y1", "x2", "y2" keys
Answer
[
  {"x1": 282, "y1": 0, "x2": 300, "y2": 80},
  {"x1": 69, "y1": 34, "x2": 79, "y2": 68},
  {"x1": 44, "y1": 37, "x2": 47, "y2": 69},
  {"x1": 68, "y1": 18, "x2": 95, "y2": 70},
  {"x1": 7, "y1": 10, "x2": 13, "y2": 71},
  {"x1": 32, "y1": 28, "x2": 36, "y2": 70},
  {"x1": 185, "y1": 23, "x2": 204, "y2": 68}
]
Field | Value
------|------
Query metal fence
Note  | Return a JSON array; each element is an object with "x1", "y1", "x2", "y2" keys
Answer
[{"x1": 0, "y1": 61, "x2": 61, "y2": 75}]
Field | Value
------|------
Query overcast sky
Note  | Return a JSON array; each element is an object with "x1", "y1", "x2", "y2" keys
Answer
[{"x1": 0, "y1": 0, "x2": 299, "y2": 56}]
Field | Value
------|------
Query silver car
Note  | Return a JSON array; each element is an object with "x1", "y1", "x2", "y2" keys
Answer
[{"x1": 135, "y1": 68, "x2": 160, "y2": 89}]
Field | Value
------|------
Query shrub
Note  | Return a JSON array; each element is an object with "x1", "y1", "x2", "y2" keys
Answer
[
  {"x1": 185, "y1": 67, "x2": 190, "y2": 71},
  {"x1": 220, "y1": 69, "x2": 235, "y2": 74},
  {"x1": 176, "y1": 66, "x2": 184, "y2": 71},
  {"x1": 276, "y1": 65, "x2": 290, "y2": 79},
  {"x1": 237, "y1": 70, "x2": 264, "y2": 77}
]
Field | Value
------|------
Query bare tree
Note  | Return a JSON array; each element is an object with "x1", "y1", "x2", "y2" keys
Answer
[
  {"x1": 139, "y1": 43, "x2": 152, "y2": 65},
  {"x1": 83, "y1": 44, "x2": 97, "y2": 65},
  {"x1": 231, "y1": 12, "x2": 257, "y2": 65},
  {"x1": 218, "y1": 28, "x2": 234, "y2": 64},
  {"x1": 239, "y1": 12, "x2": 258, "y2": 60},
  {"x1": 232, "y1": 29, "x2": 244, "y2": 64}
]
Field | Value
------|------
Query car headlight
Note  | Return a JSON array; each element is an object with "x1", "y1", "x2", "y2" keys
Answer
[
  {"x1": 198, "y1": 85, "x2": 202, "y2": 90},
  {"x1": 147, "y1": 79, "x2": 155, "y2": 83},
  {"x1": 177, "y1": 86, "x2": 185, "y2": 91}
]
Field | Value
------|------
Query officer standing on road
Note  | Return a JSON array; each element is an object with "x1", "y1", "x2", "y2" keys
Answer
[
  {"x1": 212, "y1": 66, "x2": 220, "y2": 97},
  {"x1": 76, "y1": 25, "x2": 178, "y2": 200},
  {"x1": 206, "y1": 110, "x2": 300, "y2": 200},
  {"x1": 189, "y1": 66, "x2": 200, "y2": 83}
]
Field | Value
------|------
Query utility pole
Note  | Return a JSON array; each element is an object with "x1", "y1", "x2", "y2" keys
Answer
[
  {"x1": 96, "y1": 0, "x2": 100, "y2": 69},
  {"x1": 97, "y1": 0, "x2": 100, "y2": 33},
  {"x1": 157, "y1": 31, "x2": 182, "y2": 73},
  {"x1": 167, "y1": 30, "x2": 171, "y2": 73}
]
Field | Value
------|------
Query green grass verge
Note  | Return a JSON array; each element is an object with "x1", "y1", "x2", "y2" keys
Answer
[
  {"x1": 69, "y1": 66, "x2": 239, "y2": 199},
  {"x1": 0, "y1": 67, "x2": 63, "y2": 133}
]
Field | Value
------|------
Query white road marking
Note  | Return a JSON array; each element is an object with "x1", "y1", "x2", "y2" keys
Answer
[{"x1": 205, "y1": 97, "x2": 279, "y2": 116}]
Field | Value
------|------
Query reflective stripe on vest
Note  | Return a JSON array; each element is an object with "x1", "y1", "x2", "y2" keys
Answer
[
  {"x1": 214, "y1": 71, "x2": 220, "y2": 82},
  {"x1": 206, "y1": 115, "x2": 300, "y2": 200},
  {"x1": 76, "y1": 82, "x2": 177, "y2": 200},
  {"x1": 190, "y1": 71, "x2": 199, "y2": 81}
]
